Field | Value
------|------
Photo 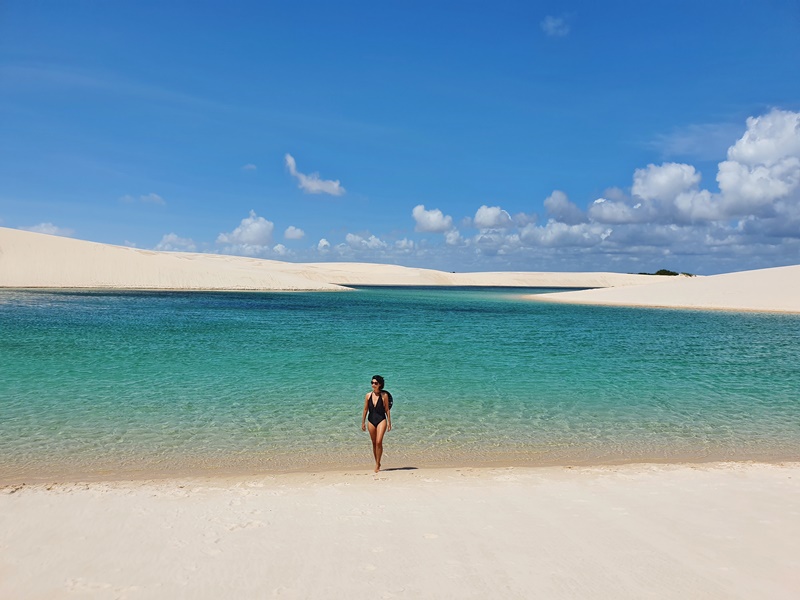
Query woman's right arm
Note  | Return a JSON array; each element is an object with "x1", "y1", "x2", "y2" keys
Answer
[{"x1": 361, "y1": 394, "x2": 369, "y2": 431}]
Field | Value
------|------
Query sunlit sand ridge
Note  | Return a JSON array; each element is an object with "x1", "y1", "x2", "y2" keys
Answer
[
  {"x1": 533, "y1": 264, "x2": 800, "y2": 313},
  {"x1": 1, "y1": 226, "x2": 658, "y2": 290}
]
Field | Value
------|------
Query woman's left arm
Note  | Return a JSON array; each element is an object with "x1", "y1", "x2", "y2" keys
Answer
[{"x1": 383, "y1": 391, "x2": 392, "y2": 432}]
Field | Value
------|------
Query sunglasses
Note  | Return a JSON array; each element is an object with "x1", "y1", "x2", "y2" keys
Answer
[{"x1": 371, "y1": 381, "x2": 379, "y2": 385}]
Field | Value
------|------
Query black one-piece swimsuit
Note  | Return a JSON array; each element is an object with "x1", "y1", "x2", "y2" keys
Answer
[{"x1": 367, "y1": 392, "x2": 387, "y2": 427}]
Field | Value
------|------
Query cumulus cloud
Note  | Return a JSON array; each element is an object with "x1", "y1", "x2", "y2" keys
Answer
[
  {"x1": 216, "y1": 210, "x2": 275, "y2": 256},
  {"x1": 727, "y1": 110, "x2": 800, "y2": 166},
  {"x1": 19, "y1": 223, "x2": 75, "y2": 237},
  {"x1": 317, "y1": 238, "x2": 331, "y2": 253},
  {"x1": 412, "y1": 204, "x2": 453, "y2": 232},
  {"x1": 345, "y1": 233, "x2": 387, "y2": 250},
  {"x1": 520, "y1": 221, "x2": 611, "y2": 248},
  {"x1": 588, "y1": 197, "x2": 647, "y2": 224},
  {"x1": 541, "y1": 15, "x2": 570, "y2": 37},
  {"x1": 154, "y1": 233, "x2": 196, "y2": 252},
  {"x1": 120, "y1": 193, "x2": 165, "y2": 205},
  {"x1": 445, "y1": 229, "x2": 463, "y2": 246},
  {"x1": 285, "y1": 154, "x2": 345, "y2": 196},
  {"x1": 284, "y1": 226, "x2": 305, "y2": 240},
  {"x1": 632, "y1": 163, "x2": 701, "y2": 203},
  {"x1": 474, "y1": 205, "x2": 513, "y2": 229},
  {"x1": 716, "y1": 110, "x2": 800, "y2": 217},
  {"x1": 395, "y1": 238, "x2": 415, "y2": 251},
  {"x1": 544, "y1": 190, "x2": 585, "y2": 225}
]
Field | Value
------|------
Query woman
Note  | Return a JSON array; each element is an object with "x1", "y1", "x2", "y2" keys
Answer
[{"x1": 361, "y1": 375, "x2": 392, "y2": 473}]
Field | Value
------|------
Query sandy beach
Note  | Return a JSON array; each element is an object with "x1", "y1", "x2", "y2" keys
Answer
[{"x1": 1, "y1": 463, "x2": 798, "y2": 599}]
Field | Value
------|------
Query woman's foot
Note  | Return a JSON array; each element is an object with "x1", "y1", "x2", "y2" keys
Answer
[{"x1": 374, "y1": 463, "x2": 381, "y2": 473}]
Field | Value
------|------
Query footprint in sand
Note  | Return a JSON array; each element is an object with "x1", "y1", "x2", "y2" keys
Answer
[{"x1": 226, "y1": 520, "x2": 265, "y2": 532}]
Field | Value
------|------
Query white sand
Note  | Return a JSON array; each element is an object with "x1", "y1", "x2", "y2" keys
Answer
[
  {"x1": 0, "y1": 227, "x2": 656, "y2": 290},
  {"x1": 1, "y1": 463, "x2": 798, "y2": 599},
  {"x1": 532, "y1": 265, "x2": 800, "y2": 313}
]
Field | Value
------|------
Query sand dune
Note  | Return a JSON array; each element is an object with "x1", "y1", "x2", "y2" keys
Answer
[
  {"x1": 0, "y1": 227, "x2": 656, "y2": 290},
  {"x1": 533, "y1": 264, "x2": 800, "y2": 313},
  {"x1": 3, "y1": 227, "x2": 798, "y2": 312}
]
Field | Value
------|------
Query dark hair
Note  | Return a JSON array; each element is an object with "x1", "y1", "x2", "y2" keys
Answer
[{"x1": 372, "y1": 375, "x2": 385, "y2": 389}]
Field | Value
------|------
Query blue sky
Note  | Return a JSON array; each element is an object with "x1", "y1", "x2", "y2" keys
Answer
[{"x1": 2, "y1": 1, "x2": 799, "y2": 275}]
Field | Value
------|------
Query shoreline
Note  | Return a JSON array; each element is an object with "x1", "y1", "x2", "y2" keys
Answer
[
  {"x1": 5, "y1": 455, "x2": 800, "y2": 488},
  {"x1": 3, "y1": 461, "x2": 798, "y2": 599},
  {"x1": 4, "y1": 459, "x2": 800, "y2": 492}
]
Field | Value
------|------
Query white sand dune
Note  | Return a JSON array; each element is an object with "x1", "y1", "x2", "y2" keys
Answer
[
  {"x1": 0, "y1": 227, "x2": 656, "y2": 290},
  {"x1": 3, "y1": 227, "x2": 798, "y2": 312},
  {"x1": 533, "y1": 264, "x2": 800, "y2": 313},
  {"x1": 1, "y1": 463, "x2": 798, "y2": 599}
]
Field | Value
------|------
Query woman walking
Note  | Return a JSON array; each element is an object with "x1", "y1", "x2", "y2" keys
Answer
[{"x1": 361, "y1": 375, "x2": 391, "y2": 473}]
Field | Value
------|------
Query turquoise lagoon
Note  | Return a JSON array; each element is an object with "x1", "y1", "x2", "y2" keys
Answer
[{"x1": 1, "y1": 287, "x2": 798, "y2": 482}]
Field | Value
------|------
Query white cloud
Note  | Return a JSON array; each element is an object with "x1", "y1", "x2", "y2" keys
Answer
[
  {"x1": 715, "y1": 110, "x2": 800, "y2": 217},
  {"x1": 346, "y1": 233, "x2": 387, "y2": 250},
  {"x1": 588, "y1": 197, "x2": 648, "y2": 224},
  {"x1": 412, "y1": 204, "x2": 453, "y2": 232},
  {"x1": 541, "y1": 15, "x2": 569, "y2": 37},
  {"x1": 726, "y1": 109, "x2": 800, "y2": 166},
  {"x1": 285, "y1": 154, "x2": 345, "y2": 196},
  {"x1": 512, "y1": 211, "x2": 537, "y2": 227},
  {"x1": 445, "y1": 229, "x2": 463, "y2": 246},
  {"x1": 217, "y1": 210, "x2": 274, "y2": 246},
  {"x1": 632, "y1": 163, "x2": 701, "y2": 203},
  {"x1": 120, "y1": 193, "x2": 165, "y2": 205},
  {"x1": 317, "y1": 238, "x2": 331, "y2": 253},
  {"x1": 241, "y1": 163, "x2": 257, "y2": 171},
  {"x1": 673, "y1": 189, "x2": 719, "y2": 222},
  {"x1": 395, "y1": 238, "x2": 415, "y2": 251},
  {"x1": 520, "y1": 221, "x2": 611, "y2": 248},
  {"x1": 474, "y1": 205, "x2": 513, "y2": 229},
  {"x1": 154, "y1": 233, "x2": 196, "y2": 252},
  {"x1": 284, "y1": 226, "x2": 305, "y2": 240},
  {"x1": 216, "y1": 210, "x2": 275, "y2": 256},
  {"x1": 272, "y1": 244, "x2": 289, "y2": 256},
  {"x1": 543, "y1": 190, "x2": 585, "y2": 225},
  {"x1": 19, "y1": 223, "x2": 75, "y2": 237}
]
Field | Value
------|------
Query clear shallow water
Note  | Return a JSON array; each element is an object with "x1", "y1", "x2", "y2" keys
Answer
[{"x1": 1, "y1": 287, "x2": 799, "y2": 482}]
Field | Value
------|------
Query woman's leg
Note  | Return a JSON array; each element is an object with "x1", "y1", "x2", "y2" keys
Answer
[
  {"x1": 374, "y1": 419, "x2": 387, "y2": 472},
  {"x1": 367, "y1": 422, "x2": 378, "y2": 463}
]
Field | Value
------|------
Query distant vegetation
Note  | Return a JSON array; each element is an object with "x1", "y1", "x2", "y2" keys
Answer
[{"x1": 636, "y1": 269, "x2": 696, "y2": 277}]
